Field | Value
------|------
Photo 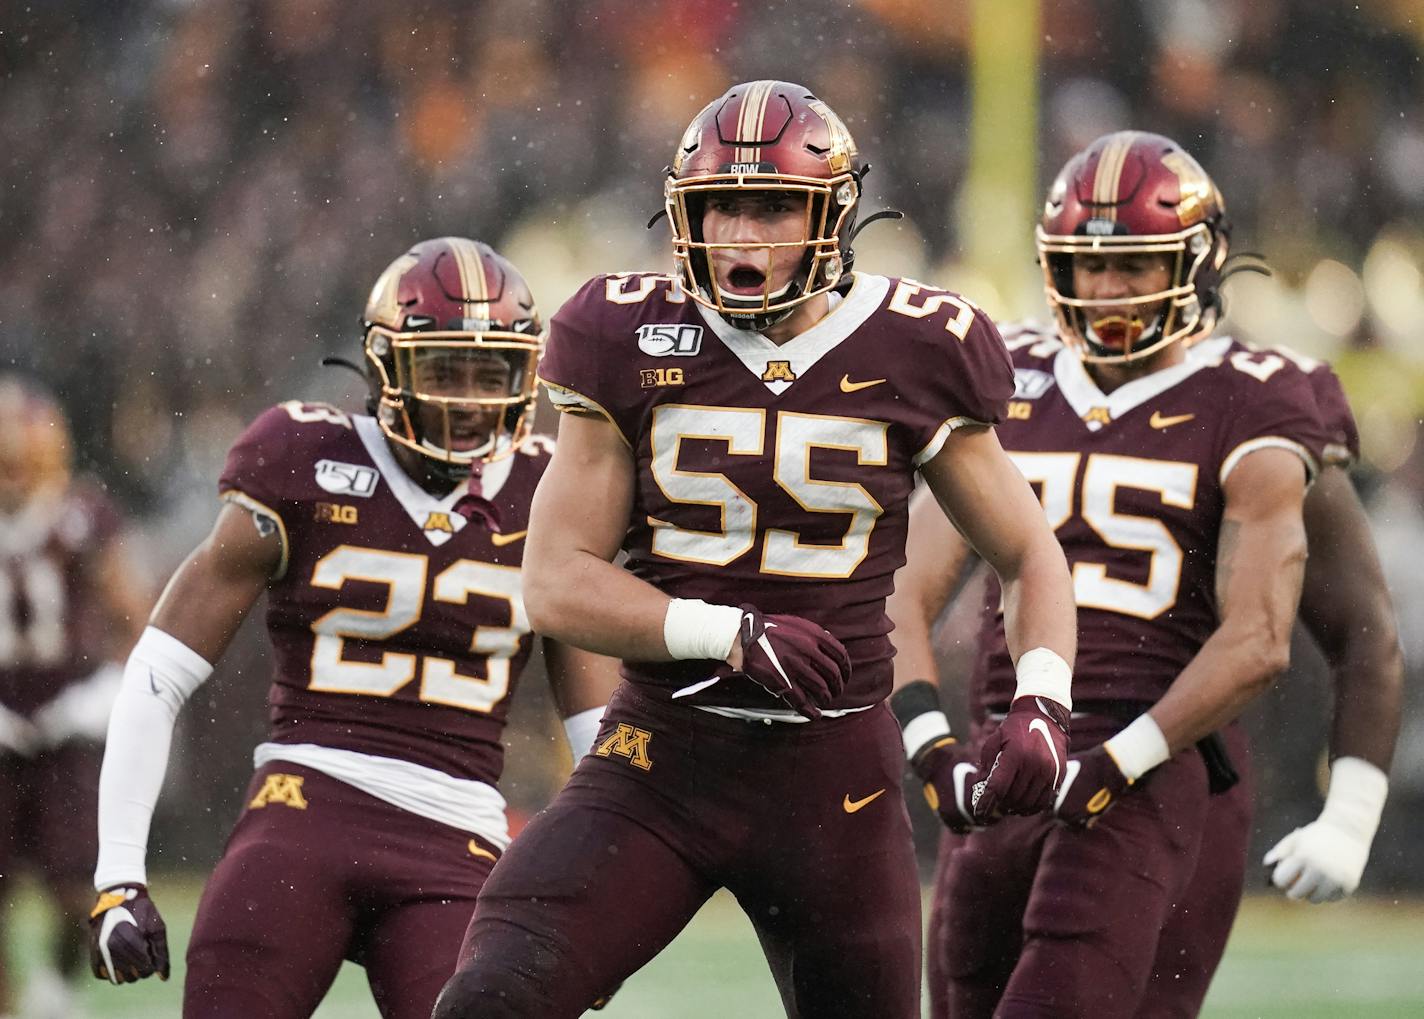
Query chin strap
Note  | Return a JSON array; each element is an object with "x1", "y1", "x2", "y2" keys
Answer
[
  {"x1": 320, "y1": 355, "x2": 366, "y2": 379},
  {"x1": 850, "y1": 209, "x2": 904, "y2": 241}
]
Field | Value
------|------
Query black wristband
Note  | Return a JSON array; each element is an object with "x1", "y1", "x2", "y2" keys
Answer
[{"x1": 890, "y1": 679, "x2": 943, "y2": 730}]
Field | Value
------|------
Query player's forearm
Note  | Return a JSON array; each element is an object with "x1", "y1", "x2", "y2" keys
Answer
[
  {"x1": 1149, "y1": 620, "x2": 1291, "y2": 753},
  {"x1": 998, "y1": 534, "x2": 1077, "y2": 671},
  {"x1": 1327, "y1": 632, "x2": 1403, "y2": 772},
  {"x1": 523, "y1": 550, "x2": 677, "y2": 660}
]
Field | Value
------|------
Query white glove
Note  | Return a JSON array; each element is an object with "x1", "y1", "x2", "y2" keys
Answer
[
  {"x1": 1264, "y1": 756, "x2": 1388, "y2": 903},
  {"x1": 33, "y1": 662, "x2": 125, "y2": 747}
]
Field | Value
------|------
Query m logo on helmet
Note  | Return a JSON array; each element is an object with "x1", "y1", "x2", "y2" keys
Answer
[
  {"x1": 637, "y1": 324, "x2": 703, "y2": 357},
  {"x1": 596, "y1": 723, "x2": 653, "y2": 771}
]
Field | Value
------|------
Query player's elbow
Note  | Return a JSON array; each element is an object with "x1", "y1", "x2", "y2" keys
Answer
[
  {"x1": 1233, "y1": 627, "x2": 1293, "y2": 697},
  {"x1": 522, "y1": 566, "x2": 566, "y2": 639}
]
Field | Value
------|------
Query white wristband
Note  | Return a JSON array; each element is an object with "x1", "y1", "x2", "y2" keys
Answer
[
  {"x1": 562, "y1": 706, "x2": 605, "y2": 761},
  {"x1": 902, "y1": 712, "x2": 952, "y2": 761},
  {"x1": 1321, "y1": 756, "x2": 1389, "y2": 841},
  {"x1": 1103, "y1": 714, "x2": 1170, "y2": 784},
  {"x1": 663, "y1": 598, "x2": 744, "y2": 661},
  {"x1": 1013, "y1": 647, "x2": 1072, "y2": 711}
]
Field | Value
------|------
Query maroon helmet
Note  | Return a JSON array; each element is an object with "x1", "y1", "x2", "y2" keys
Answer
[
  {"x1": 1037, "y1": 131, "x2": 1230, "y2": 363},
  {"x1": 361, "y1": 238, "x2": 542, "y2": 476},
  {"x1": 0, "y1": 375, "x2": 71, "y2": 513},
  {"x1": 665, "y1": 80, "x2": 863, "y2": 330}
]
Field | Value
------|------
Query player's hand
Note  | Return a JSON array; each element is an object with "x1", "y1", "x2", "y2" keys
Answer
[
  {"x1": 1263, "y1": 817, "x2": 1370, "y2": 903},
  {"x1": 89, "y1": 885, "x2": 170, "y2": 984},
  {"x1": 732, "y1": 605, "x2": 850, "y2": 721},
  {"x1": 1054, "y1": 745, "x2": 1131, "y2": 827},
  {"x1": 912, "y1": 736, "x2": 984, "y2": 834},
  {"x1": 971, "y1": 695, "x2": 1070, "y2": 820}
]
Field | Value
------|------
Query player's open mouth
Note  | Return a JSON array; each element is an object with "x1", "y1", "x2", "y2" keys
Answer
[{"x1": 724, "y1": 264, "x2": 768, "y2": 295}]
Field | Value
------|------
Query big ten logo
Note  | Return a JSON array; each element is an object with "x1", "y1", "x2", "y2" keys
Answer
[
  {"x1": 637, "y1": 323, "x2": 703, "y2": 357},
  {"x1": 315, "y1": 502, "x2": 359, "y2": 525},
  {"x1": 1007, "y1": 401, "x2": 1032, "y2": 420},
  {"x1": 640, "y1": 367, "x2": 685, "y2": 389},
  {"x1": 249, "y1": 773, "x2": 309, "y2": 810},
  {"x1": 595, "y1": 722, "x2": 653, "y2": 771}
]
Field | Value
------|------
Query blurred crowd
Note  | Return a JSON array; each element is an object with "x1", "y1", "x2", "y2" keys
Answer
[{"x1": 3, "y1": 0, "x2": 1423, "y2": 884}]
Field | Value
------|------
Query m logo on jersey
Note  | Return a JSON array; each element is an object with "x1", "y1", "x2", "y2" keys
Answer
[
  {"x1": 761, "y1": 360, "x2": 796, "y2": 383},
  {"x1": 249, "y1": 773, "x2": 309, "y2": 810},
  {"x1": 637, "y1": 324, "x2": 703, "y2": 357},
  {"x1": 315, "y1": 460, "x2": 379, "y2": 497},
  {"x1": 1013, "y1": 369, "x2": 1055, "y2": 400},
  {"x1": 595, "y1": 722, "x2": 653, "y2": 771}
]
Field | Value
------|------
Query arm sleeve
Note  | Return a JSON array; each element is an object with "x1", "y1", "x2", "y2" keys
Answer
[
  {"x1": 1306, "y1": 363, "x2": 1360, "y2": 468},
  {"x1": 537, "y1": 277, "x2": 618, "y2": 423},
  {"x1": 1217, "y1": 359, "x2": 1330, "y2": 486},
  {"x1": 899, "y1": 304, "x2": 1017, "y2": 466},
  {"x1": 94, "y1": 627, "x2": 214, "y2": 890}
]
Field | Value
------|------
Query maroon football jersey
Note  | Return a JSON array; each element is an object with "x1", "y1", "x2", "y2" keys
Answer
[
  {"x1": 218, "y1": 401, "x2": 552, "y2": 782},
  {"x1": 0, "y1": 479, "x2": 123, "y2": 716},
  {"x1": 968, "y1": 325, "x2": 1330, "y2": 713},
  {"x1": 1194, "y1": 338, "x2": 1358, "y2": 468},
  {"x1": 538, "y1": 271, "x2": 1014, "y2": 710}
]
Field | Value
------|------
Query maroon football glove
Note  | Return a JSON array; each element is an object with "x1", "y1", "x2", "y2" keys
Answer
[
  {"x1": 1053, "y1": 745, "x2": 1133, "y2": 827},
  {"x1": 89, "y1": 885, "x2": 170, "y2": 984},
  {"x1": 734, "y1": 605, "x2": 850, "y2": 721},
  {"x1": 912, "y1": 736, "x2": 985, "y2": 834},
  {"x1": 972, "y1": 696, "x2": 1071, "y2": 820}
]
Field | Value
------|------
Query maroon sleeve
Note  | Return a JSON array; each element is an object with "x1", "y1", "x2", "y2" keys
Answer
[
  {"x1": 537, "y1": 276, "x2": 617, "y2": 422},
  {"x1": 893, "y1": 295, "x2": 1016, "y2": 464},
  {"x1": 1215, "y1": 353, "x2": 1330, "y2": 485},
  {"x1": 1305, "y1": 362, "x2": 1360, "y2": 468}
]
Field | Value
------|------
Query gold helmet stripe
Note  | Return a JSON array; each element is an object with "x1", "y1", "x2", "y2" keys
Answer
[
  {"x1": 1093, "y1": 131, "x2": 1137, "y2": 220},
  {"x1": 449, "y1": 237, "x2": 489, "y2": 306},
  {"x1": 736, "y1": 80, "x2": 775, "y2": 164}
]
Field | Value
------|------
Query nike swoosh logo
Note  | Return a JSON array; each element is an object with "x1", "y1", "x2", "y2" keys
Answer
[
  {"x1": 1149, "y1": 411, "x2": 1195, "y2": 429},
  {"x1": 1054, "y1": 758, "x2": 1082, "y2": 813},
  {"x1": 148, "y1": 669, "x2": 160, "y2": 696},
  {"x1": 840, "y1": 374, "x2": 886, "y2": 393},
  {"x1": 843, "y1": 789, "x2": 886, "y2": 813},
  {"x1": 467, "y1": 839, "x2": 498, "y2": 862},
  {"x1": 1028, "y1": 717, "x2": 1061, "y2": 789},
  {"x1": 490, "y1": 529, "x2": 528, "y2": 547}
]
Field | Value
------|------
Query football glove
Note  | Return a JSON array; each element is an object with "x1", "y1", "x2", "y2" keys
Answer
[
  {"x1": 1263, "y1": 756, "x2": 1388, "y2": 903},
  {"x1": 971, "y1": 695, "x2": 1070, "y2": 820},
  {"x1": 734, "y1": 605, "x2": 850, "y2": 721},
  {"x1": 1053, "y1": 745, "x2": 1132, "y2": 827},
  {"x1": 89, "y1": 885, "x2": 170, "y2": 984},
  {"x1": 912, "y1": 736, "x2": 984, "y2": 834}
]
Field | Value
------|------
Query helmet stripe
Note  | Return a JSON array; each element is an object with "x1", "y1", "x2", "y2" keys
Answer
[
  {"x1": 736, "y1": 79, "x2": 774, "y2": 164},
  {"x1": 451, "y1": 237, "x2": 488, "y2": 305},
  {"x1": 1093, "y1": 131, "x2": 1137, "y2": 220}
]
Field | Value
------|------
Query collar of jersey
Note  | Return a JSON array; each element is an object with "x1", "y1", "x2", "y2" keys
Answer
[
  {"x1": 693, "y1": 272, "x2": 890, "y2": 393},
  {"x1": 354, "y1": 414, "x2": 515, "y2": 526},
  {"x1": 1051, "y1": 343, "x2": 1213, "y2": 432}
]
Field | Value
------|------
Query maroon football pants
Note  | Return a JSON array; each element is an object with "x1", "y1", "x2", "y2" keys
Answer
[
  {"x1": 926, "y1": 722, "x2": 1249, "y2": 1018},
  {"x1": 438, "y1": 682, "x2": 922, "y2": 1019},
  {"x1": 183, "y1": 762, "x2": 498, "y2": 1019}
]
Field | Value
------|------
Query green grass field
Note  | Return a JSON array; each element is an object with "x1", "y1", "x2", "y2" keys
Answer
[{"x1": 9, "y1": 879, "x2": 1424, "y2": 1017}]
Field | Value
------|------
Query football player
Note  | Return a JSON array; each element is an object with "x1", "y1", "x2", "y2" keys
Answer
[
  {"x1": 0, "y1": 378, "x2": 147, "y2": 1019},
  {"x1": 433, "y1": 81, "x2": 1076, "y2": 1019},
  {"x1": 87, "y1": 238, "x2": 620, "y2": 1019},
  {"x1": 888, "y1": 131, "x2": 1397, "y2": 1018}
]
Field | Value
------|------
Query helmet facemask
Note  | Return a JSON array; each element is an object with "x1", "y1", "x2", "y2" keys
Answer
[
  {"x1": 364, "y1": 325, "x2": 541, "y2": 482},
  {"x1": 666, "y1": 173, "x2": 858, "y2": 331},
  {"x1": 1038, "y1": 222, "x2": 1221, "y2": 364}
]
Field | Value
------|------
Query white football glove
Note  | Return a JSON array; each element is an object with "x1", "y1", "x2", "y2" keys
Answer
[{"x1": 1264, "y1": 756, "x2": 1388, "y2": 903}]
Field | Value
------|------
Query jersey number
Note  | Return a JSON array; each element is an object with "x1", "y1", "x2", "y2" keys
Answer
[
  {"x1": 649, "y1": 406, "x2": 887, "y2": 579},
  {"x1": 307, "y1": 546, "x2": 528, "y2": 712},
  {"x1": 1011, "y1": 452, "x2": 1199, "y2": 620},
  {"x1": 0, "y1": 556, "x2": 67, "y2": 667}
]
